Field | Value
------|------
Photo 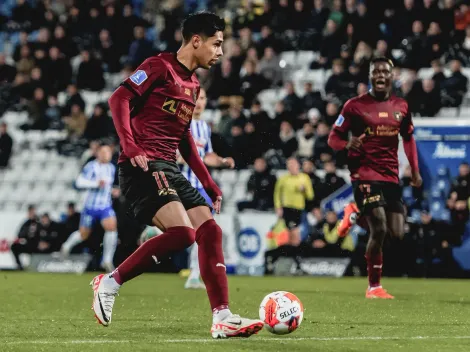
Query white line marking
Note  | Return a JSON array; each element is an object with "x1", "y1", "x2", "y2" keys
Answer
[{"x1": 4, "y1": 336, "x2": 470, "y2": 345}]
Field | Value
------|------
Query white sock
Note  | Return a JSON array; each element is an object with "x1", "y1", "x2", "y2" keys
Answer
[
  {"x1": 212, "y1": 308, "x2": 232, "y2": 324},
  {"x1": 103, "y1": 273, "x2": 121, "y2": 291},
  {"x1": 188, "y1": 243, "x2": 200, "y2": 280},
  {"x1": 102, "y1": 230, "x2": 118, "y2": 264},
  {"x1": 62, "y1": 230, "x2": 83, "y2": 253},
  {"x1": 368, "y1": 286, "x2": 382, "y2": 291}
]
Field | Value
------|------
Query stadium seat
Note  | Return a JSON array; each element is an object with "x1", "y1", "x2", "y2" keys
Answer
[
  {"x1": 430, "y1": 201, "x2": 451, "y2": 222},
  {"x1": 219, "y1": 170, "x2": 238, "y2": 184},
  {"x1": 238, "y1": 170, "x2": 251, "y2": 184}
]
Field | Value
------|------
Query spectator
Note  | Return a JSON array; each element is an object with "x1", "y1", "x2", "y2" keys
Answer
[
  {"x1": 37, "y1": 213, "x2": 63, "y2": 253},
  {"x1": 63, "y1": 84, "x2": 85, "y2": 116},
  {"x1": 447, "y1": 162, "x2": 470, "y2": 238},
  {"x1": 407, "y1": 79, "x2": 442, "y2": 117},
  {"x1": 303, "y1": 210, "x2": 355, "y2": 256},
  {"x1": 0, "y1": 53, "x2": 17, "y2": 83},
  {"x1": 325, "y1": 59, "x2": 355, "y2": 104},
  {"x1": 278, "y1": 121, "x2": 298, "y2": 159},
  {"x1": 84, "y1": 104, "x2": 115, "y2": 142},
  {"x1": 76, "y1": 50, "x2": 105, "y2": 91},
  {"x1": 302, "y1": 159, "x2": 321, "y2": 209},
  {"x1": 296, "y1": 122, "x2": 315, "y2": 160},
  {"x1": 316, "y1": 161, "x2": 346, "y2": 202},
  {"x1": 63, "y1": 104, "x2": 87, "y2": 139},
  {"x1": 47, "y1": 46, "x2": 72, "y2": 93},
  {"x1": 97, "y1": 29, "x2": 122, "y2": 73},
  {"x1": 258, "y1": 47, "x2": 282, "y2": 87},
  {"x1": 22, "y1": 87, "x2": 49, "y2": 130},
  {"x1": 313, "y1": 121, "x2": 333, "y2": 167},
  {"x1": 441, "y1": 60, "x2": 469, "y2": 108},
  {"x1": 282, "y1": 81, "x2": 302, "y2": 122},
  {"x1": 10, "y1": 205, "x2": 40, "y2": 270},
  {"x1": 248, "y1": 99, "x2": 274, "y2": 151},
  {"x1": 237, "y1": 157, "x2": 277, "y2": 212},
  {"x1": 0, "y1": 122, "x2": 13, "y2": 169},
  {"x1": 239, "y1": 60, "x2": 267, "y2": 108},
  {"x1": 128, "y1": 26, "x2": 154, "y2": 68},
  {"x1": 302, "y1": 82, "x2": 324, "y2": 113}
]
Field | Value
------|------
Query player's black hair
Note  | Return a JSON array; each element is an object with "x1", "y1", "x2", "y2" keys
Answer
[
  {"x1": 370, "y1": 56, "x2": 394, "y2": 68},
  {"x1": 181, "y1": 11, "x2": 225, "y2": 42}
]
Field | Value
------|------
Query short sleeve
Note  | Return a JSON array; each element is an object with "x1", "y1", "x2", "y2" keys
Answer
[
  {"x1": 333, "y1": 100, "x2": 354, "y2": 133},
  {"x1": 121, "y1": 58, "x2": 166, "y2": 97},
  {"x1": 400, "y1": 103, "x2": 414, "y2": 139}
]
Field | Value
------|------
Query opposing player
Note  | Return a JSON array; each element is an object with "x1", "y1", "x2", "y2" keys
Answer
[
  {"x1": 328, "y1": 57, "x2": 422, "y2": 299},
  {"x1": 61, "y1": 144, "x2": 118, "y2": 272},
  {"x1": 91, "y1": 12, "x2": 263, "y2": 338},
  {"x1": 179, "y1": 87, "x2": 235, "y2": 290}
]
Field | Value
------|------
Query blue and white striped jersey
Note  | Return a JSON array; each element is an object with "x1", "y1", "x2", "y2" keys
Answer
[
  {"x1": 180, "y1": 119, "x2": 213, "y2": 189},
  {"x1": 75, "y1": 160, "x2": 116, "y2": 210}
]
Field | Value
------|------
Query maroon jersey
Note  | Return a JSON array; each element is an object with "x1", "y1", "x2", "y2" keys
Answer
[
  {"x1": 333, "y1": 93, "x2": 414, "y2": 184},
  {"x1": 118, "y1": 53, "x2": 200, "y2": 163}
]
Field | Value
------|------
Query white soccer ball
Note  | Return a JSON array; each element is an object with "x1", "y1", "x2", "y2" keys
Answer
[{"x1": 259, "y1": 291, "x2": 304, "y2": 335}]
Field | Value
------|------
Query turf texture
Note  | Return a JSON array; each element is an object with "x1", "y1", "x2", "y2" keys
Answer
[{"x1": 1, "y1": 273, "x2": 469, "y2": 351}]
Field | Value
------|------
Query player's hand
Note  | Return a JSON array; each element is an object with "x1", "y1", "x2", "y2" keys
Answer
[
  {"x1": 276, "y1": 208, "x2": 283, "y2": 218},
  {"x1": 130, "y1": 155, "x2": 149, "y2": 172},
  {"x1": 346, "y1": 134, "x2": 365, "y2": 152},
  {"x1": 111, "y1": 187, "x2": 121, "y2": 198},
  {"x1": 410, "y1": 172, "x2": 422, "y2": 188},
  {"x1": 222, "y1": 157, "x2": 235, "y2": 169},
  {"x1": 213, "y1": 196, "x2": 223, "y2": 214}
]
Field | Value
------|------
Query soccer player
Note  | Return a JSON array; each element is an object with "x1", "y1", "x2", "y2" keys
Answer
[
  {"x1": 179, "y1": 87, "x2": 235, "y2": 290},
  {"x1": 61, "y1": 144, "x2": 118, "y2": 272},
  {"x1": 328, "y1": 57, "x2": 422, "y2": 299},
  {"x1": 91, "y1": 12, "x2": 263, "y2": 338}
]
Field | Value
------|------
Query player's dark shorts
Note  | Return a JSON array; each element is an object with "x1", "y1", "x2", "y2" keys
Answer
[
  {"x1": 352, "y1": 181, "x2": 405, "y2": 215},
  {"x1": 283, "y1": 207, "x2": 303, "y2": 229},
  {"x1": 118, "y1": 160, "x2": 210, "y2": 225}
]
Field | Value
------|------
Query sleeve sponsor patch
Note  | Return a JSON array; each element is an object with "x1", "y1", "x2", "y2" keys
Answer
[
  {"x1": 335, "y1": 114, "x2": 345, "y2": 127},
  {"x1": 130, "y1": 70, "x2": 148, "y2": 86}
]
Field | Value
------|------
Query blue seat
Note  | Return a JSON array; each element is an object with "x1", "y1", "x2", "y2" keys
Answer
[
  {"x1": 402, "y1": 186, "x2": 415, "y2": 207},
  {"x1": 430, "y1": 201, "x2": 451, "y2": 222}
]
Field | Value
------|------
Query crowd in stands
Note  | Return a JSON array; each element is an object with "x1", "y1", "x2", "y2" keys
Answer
[{"x1": 1, "y1": 0, "x2": 470, "y2": 275}]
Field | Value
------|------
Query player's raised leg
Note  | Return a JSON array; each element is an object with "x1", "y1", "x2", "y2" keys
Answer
[
  {"x1": 61, "y1": 225, "x2": 91, "y2": 257},
  {"x1": 91, "y1": 200, "x2": 195, "y2": 326},
  {"x1": 364, "y1": 207, "x2": 394, "y2": 299},
  {"x1": 187, "y1": 205, "x2": 264, "y2": 338},
  {"x1": 101, "y1": 211, "x2": 118, "y2": 272}
]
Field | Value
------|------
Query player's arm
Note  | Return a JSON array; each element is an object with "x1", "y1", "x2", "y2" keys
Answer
[
  {"x1": 328, "y1": 101, "x2": 364, "y2": 151},
  {"x1": 273, "y1": 177, "x2": 283, "y2": 217},
  {"x1": 178, "y1": 127, "x2": 223, "y2": 213},
  {"x1": 304, "y1": 174, "x2": 314, "y2": 201},
  {"x1": 202, "y1": 127, "x2": 235, "y2": 168},
  {"x1": 400, "y1": 111, "x2": 422, "y2": 187},
  {"x1": 108, "y1": 59, "x2": 164, "y2": 171},
  {"x1": 75, "y1": 164, "x2": 102, "y2": 189}
]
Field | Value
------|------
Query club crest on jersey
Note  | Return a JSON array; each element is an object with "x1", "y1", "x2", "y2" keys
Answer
[
  {"x1": 130, "y1": 70, "x2": 148, "y2": 86},
  {"x1": 335, "y1": 115, "x2": 345, "y2": 127},
  {"x1": 394, "y1": 112, "x2": 402, "y2": 120}
]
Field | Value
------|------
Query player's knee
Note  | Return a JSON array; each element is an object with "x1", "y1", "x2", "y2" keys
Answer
[
  {"x1": 178, "y1": 226, "x2": 196, "y2": 248},
  {"x1": 195, "y1": 219, "x2": 222, "y2": 244},
  {"x1": 388, "y1": 226, "x2": 403, "y2": 239}
]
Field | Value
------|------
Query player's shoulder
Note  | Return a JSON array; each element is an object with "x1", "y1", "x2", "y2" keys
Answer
[
  {"x1": 389, "y1": 95, "x2": 409, "y2": 108},
  {"x1": 342, "y1": 94, "x2": 368, "y2": 111}
]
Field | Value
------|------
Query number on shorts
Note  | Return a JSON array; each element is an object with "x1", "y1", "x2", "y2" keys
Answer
[{"x1": 152, "y1": 171, "x2": 170, "y2": 189}]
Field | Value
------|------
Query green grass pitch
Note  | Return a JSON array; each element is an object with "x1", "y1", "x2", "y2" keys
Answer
[{"x1": 1, "y1": 273, "x2": 469, "y2": 351}]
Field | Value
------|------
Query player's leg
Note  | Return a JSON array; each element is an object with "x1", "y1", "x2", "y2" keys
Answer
[
  {"x1": 386, "y1": 212, "x2": 405, "y2": 239},
  {"x1": 100, "y1": 209, "x2": 118, "y2": 272},
  {"x1": 91, "y1": 161, "x2": 196, "y2": 326},
  {"x1": 187, "y1": 205, "x2": 263, "y2": 338},
  {"x1": 185, "y1": 187, "x2": 211, "y2": 290},
  {"x1": 60, "y1": 214, "x2": 92, "y2": 257}
]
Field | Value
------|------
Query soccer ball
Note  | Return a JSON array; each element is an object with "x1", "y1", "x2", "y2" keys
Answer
[{"x1": 259, "y1": 291, "x2": 304, "y2": 335}]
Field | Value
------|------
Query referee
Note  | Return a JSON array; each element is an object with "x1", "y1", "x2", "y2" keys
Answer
[{"x1": 274, "y1": 157, "x2": 314, "y2": 246}]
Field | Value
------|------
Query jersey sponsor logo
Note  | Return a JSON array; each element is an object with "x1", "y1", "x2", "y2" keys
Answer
[
  {"x1": 177, "y1": 102, "x2": 194, "y2": 122},
  {"x1": 130, "y1": 70, "x2": 148, "y2": 85},
  {"x1": 162, "y1": 98, "x2": 179, "y2": 114},
  {"x1": 364, "y1": 127, "x2": 374, "y2": 136},
  {"x1": 335, "y1": 115, "x2": 345, "y2": 127},
  {"x1": 378, "y1": 112, "x2": 388, "y2": 118},
  {"x1": 376, "y1": 125, "x2": 399, "y2": 136}
]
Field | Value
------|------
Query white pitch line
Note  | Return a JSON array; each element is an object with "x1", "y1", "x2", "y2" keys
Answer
[{"x1": 4, "y1": 336, "x2": 470, "y2": 345}]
